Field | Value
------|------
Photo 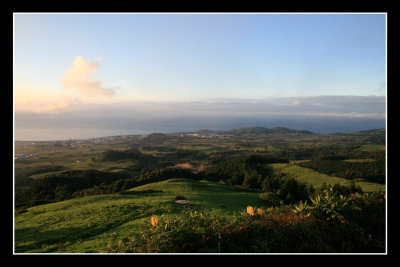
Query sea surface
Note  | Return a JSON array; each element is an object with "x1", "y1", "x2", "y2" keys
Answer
[{"x1": 14, "y1": 114, "x2": 386, "y2": 141}]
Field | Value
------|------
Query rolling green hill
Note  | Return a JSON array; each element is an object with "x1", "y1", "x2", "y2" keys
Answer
[
  {"x1": 269, "y1": 162, "x2": 385, "y2": 193},
  {"x1": 14, "y1": 126, "x2": 386, "y2": 253},
  {"x1": 14, "y1": 178, "x2": 267, "y2": 253},
  {"x1": 228, "y1": 126, "x2": 315, "y2": 136}
]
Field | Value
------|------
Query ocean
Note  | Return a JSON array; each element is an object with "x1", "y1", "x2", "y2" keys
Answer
[{"x1": 14, "y1": 113, "x2": 386, "y2": 141}]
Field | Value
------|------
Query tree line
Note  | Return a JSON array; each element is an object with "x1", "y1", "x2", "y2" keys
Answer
[
  {"x1": 15, "y1": 154, "x2": 367, "y2": 211},
  {"x1": 15, "y1": 167, "x2": 198, "y2": 210},
  {"x1": 299, "y1": 156, "x2": 385, "y2": 184}
]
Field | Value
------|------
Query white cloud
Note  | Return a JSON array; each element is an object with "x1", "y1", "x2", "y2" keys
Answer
[
  {"x1": 14, "y1": 93, "x2": 386, "y2": 119},
  {"x1": 59, "y1": 56, "x2": 116, "y2": 96}
]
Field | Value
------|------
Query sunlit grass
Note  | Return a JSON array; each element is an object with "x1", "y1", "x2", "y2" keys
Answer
[
  {"x1": 14, "y1": 178, "x2": 266, "y2": 253},
  {"x1": 356, "y1": 144, "x2": 385, "y2": 151},
  {"x1": 269, "y1": 163, "x2": 385, "y2": 193}
]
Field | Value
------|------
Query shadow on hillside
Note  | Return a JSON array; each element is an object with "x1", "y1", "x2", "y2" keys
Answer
[
  {"x1": 15, "y1": 224, "x2": 106, "y2": 253},
  {"x1": 120, "y1": 189, "x2": 164, "y2": 195},
  {"x1": 14, "y1": 199, "x2": 196, "y2": 253}
]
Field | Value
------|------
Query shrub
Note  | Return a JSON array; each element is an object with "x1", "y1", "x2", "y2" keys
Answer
[
  {"x1": 104, "y1": 199, "x2": 385, "y2": 253},
  {"x1": 259, "y1": 192, "x2": 280, "y2": 206},
  {"x1": 106, "y1": 209, "x2": 228, "y2": 253},
  {"x1": 174, "y1": 195, "x2": 187, "y2": 201},
  {"x1": 242, "y1": 173, "x2": 262, "y2": 189}
]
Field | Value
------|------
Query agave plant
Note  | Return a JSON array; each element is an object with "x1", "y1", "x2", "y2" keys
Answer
[
  {"x1": 291, "y1": 200, "x2": 311, "y2": 217},
  {"x1": 308, "y1": 188, "x2": 350, "y2": 222},
  {"x1": 310, "y1": 194, "x2": 321, "y2": 206}
]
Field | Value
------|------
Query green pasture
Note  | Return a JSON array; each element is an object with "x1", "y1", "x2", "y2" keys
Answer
[
  {"x1": 269, "y1": 163, "x2": 385, "y2": 193},
  {"x1": 14, "y1": 178, "x2": 266, "y2": 253}
]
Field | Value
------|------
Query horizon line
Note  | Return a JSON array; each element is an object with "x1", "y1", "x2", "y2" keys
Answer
[{"x1": 13, "y1": 125, "x2": 385, "y2": 142}]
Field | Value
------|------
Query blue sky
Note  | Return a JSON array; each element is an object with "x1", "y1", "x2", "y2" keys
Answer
[
  {"x1": 14, "y1": 13, "x2": 386, "y2": 104},
  {"x1": 13, "y1": 13, "x2": 387, "y2": 139}
]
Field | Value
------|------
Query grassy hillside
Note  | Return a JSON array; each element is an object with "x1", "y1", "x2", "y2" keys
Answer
[
  {"x1": 14, "y1": 127, "x2": 386, "y2": 253},
  {"x1": 14, "y1": 178, "x2": 266, "y2": 253},
  {"x1": 269, "y1": 162, "x2": 385, "y2": 193}
]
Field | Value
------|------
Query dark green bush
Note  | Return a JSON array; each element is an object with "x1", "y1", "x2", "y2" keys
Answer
[
  {"x1": 259, "y1": 192, "x2": 280, "y2": 206},
  {"x1": 174, "y1": 195, "x2": 187, "y2": 201},
  {"x1": 105, "y1": 190, "x2": 385, "y2": 253}
]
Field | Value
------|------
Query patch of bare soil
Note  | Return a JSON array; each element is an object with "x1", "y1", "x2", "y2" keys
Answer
[{"x1": 171, "y1": 163, "x2": 209, "y2": 173}]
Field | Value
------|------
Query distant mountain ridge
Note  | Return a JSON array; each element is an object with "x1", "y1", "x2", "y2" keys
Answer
[
  {"x1": 189, "y1": 126, "x2": 387, "y2": 136},
  {"x1": 228, "y1": 126, "x2": 315, "y2": 135},
  {"x1": 182, "y1": 126, "x2": 316, "y2": 136}
]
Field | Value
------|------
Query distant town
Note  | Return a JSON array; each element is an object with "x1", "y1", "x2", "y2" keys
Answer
[{"x1": 14, "y1": 153, "x2": 40, "y2": 160}]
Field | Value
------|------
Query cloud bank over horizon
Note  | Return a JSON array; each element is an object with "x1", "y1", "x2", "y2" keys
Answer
[
  {"x1": 15, "y1": 95, "x2": 386, "y2": 140},
  {"x1": 16, "y1": 95, "x2": 385, "y2": 118}
]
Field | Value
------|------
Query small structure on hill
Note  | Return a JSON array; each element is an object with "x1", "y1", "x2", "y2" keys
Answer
[{"x1": 175, "y1": 200, "x2": 190, "y2": 205}]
